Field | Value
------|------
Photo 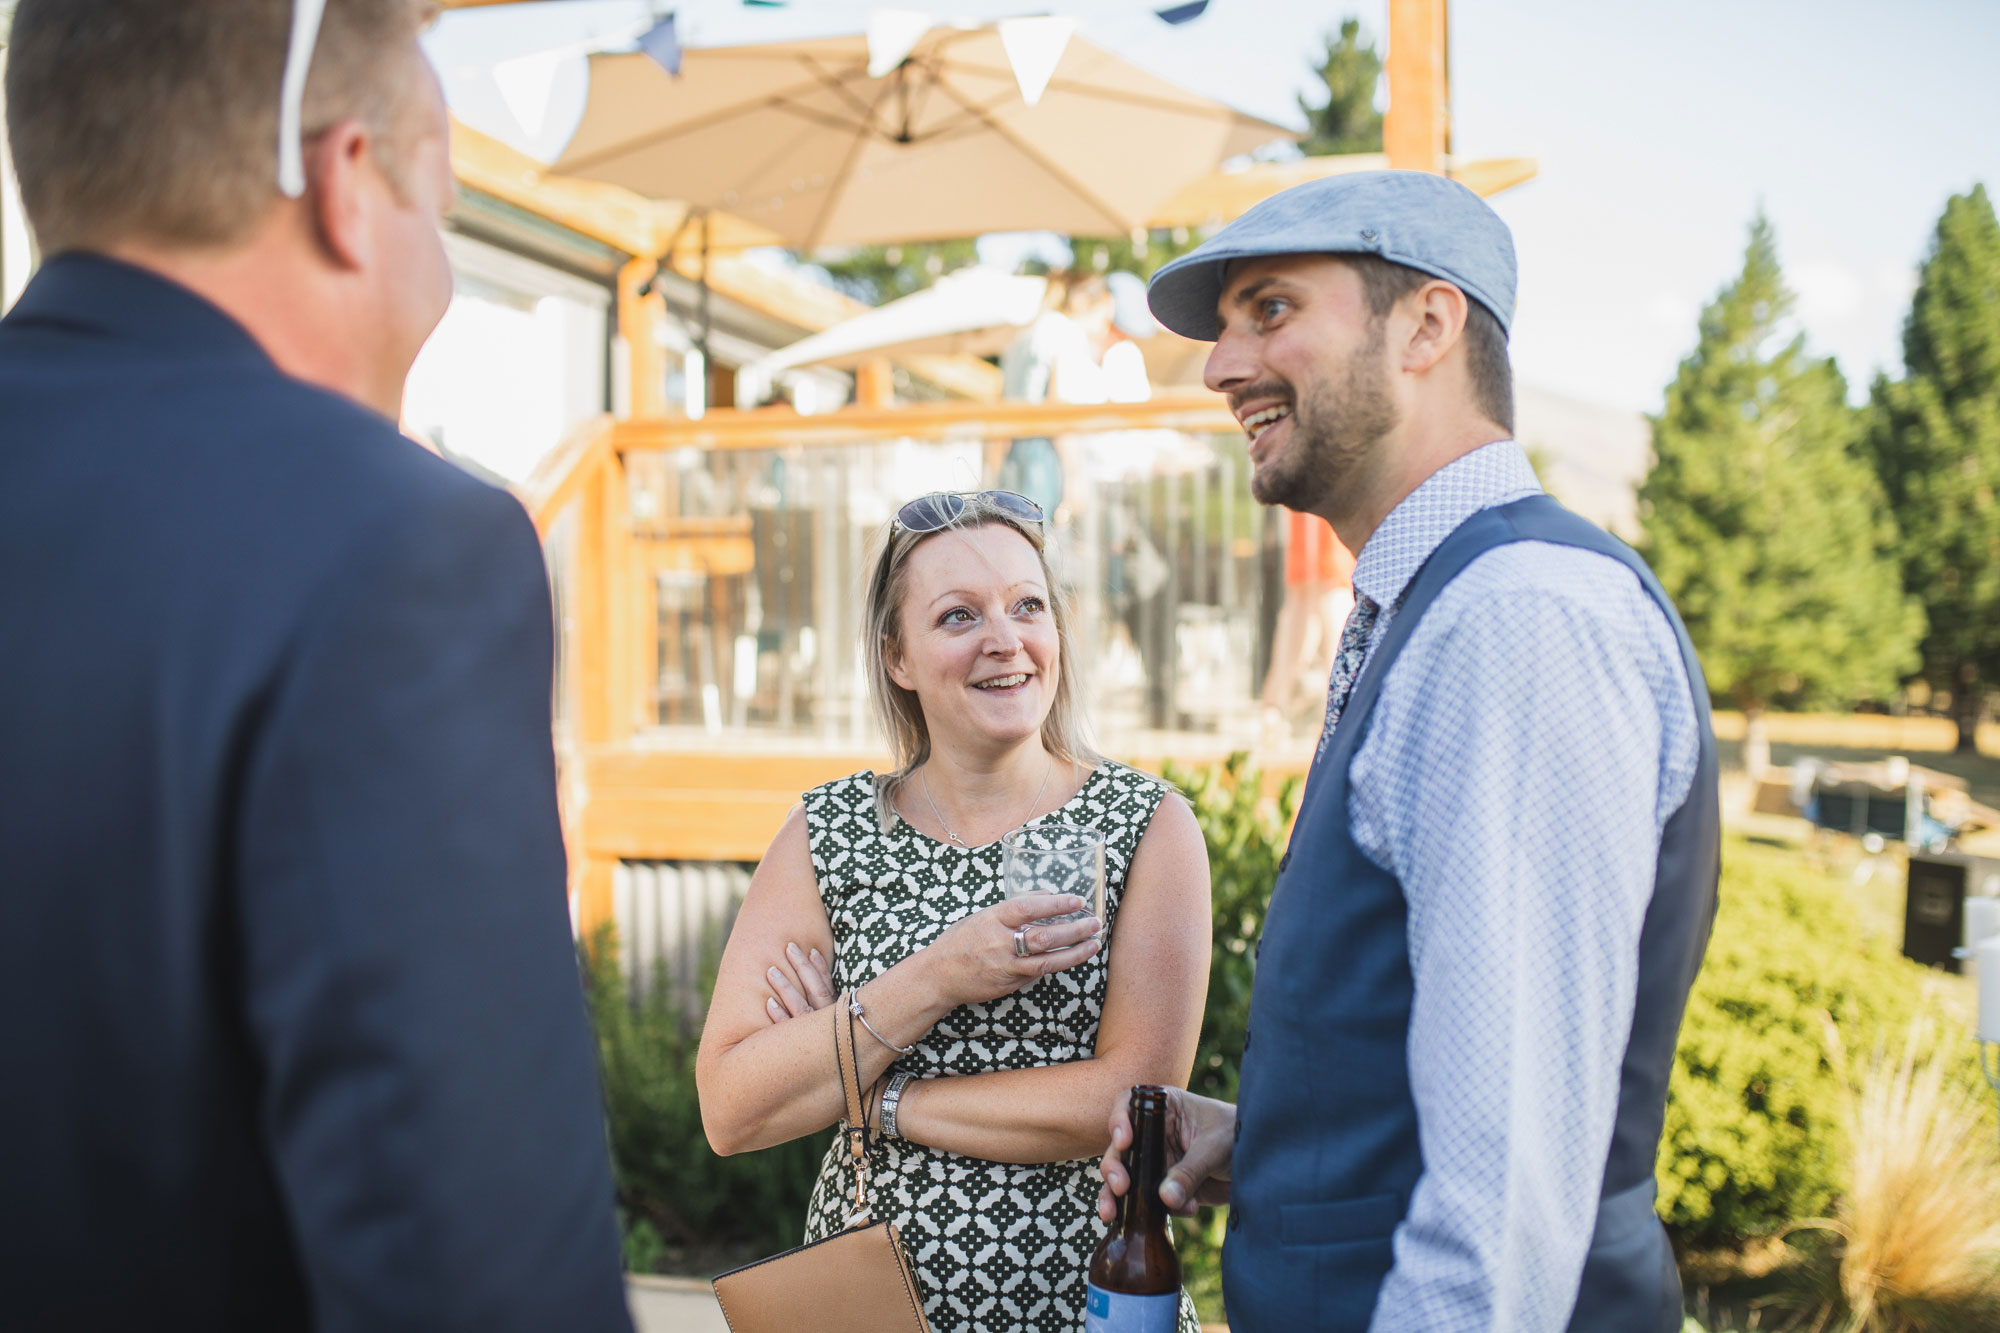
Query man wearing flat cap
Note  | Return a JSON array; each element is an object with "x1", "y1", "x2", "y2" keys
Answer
[{"x1": 1098, "y1": 172, "x2": 1718, "y2": 1331}]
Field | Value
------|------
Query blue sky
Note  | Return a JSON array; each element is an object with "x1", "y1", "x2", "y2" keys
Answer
[{"x1": 430, "y1": 0, "x2": 2000, "y2": 415}]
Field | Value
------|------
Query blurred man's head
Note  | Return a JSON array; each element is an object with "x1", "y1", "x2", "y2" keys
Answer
[{"x1": 4, "y1": 0, "x2": 452, "y2": 416}]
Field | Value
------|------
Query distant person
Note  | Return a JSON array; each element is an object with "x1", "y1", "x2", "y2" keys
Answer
[
  {"x1": 1098, "y1": 171, "x2": 1720, "y2": 1331},
  {"x1": 0, "y1": 3, "x2": 632, "y2": 1330},
  {"x1": 996, "y1": 270, "x2": 1117, "y2": 515},
  {"x1": 696, "y1": 491, "x2": 1211, "y2": 1333}
]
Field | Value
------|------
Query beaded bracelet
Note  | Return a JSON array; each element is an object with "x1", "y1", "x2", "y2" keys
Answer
[{"x1": 848, "y1": 986, "x2": 915, "y2": 1055}]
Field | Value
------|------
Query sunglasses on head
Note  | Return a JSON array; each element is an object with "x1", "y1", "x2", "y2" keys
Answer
[
  {"x1": 893, "y1": 491, "x2": 1045, "y2": 534},
  {"x1": 278, "y1": 0, "x2": 329, "y2": 199}
]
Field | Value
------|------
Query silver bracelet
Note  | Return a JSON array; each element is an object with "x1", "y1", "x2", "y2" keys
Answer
[
  {"x1": 848, "y1": 987, "x2": 915, "y2": 1055},
  {"x1": 880, "y1": 1072, "x2": 915, "y2": 1139}
]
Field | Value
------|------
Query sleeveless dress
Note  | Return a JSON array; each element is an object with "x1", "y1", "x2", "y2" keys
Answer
[{"x1": 800, "y1": 761, "x2": 1202, "y2": 1333}]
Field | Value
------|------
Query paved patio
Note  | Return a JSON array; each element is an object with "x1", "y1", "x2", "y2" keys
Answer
[{"x1": 627, "y1": 1275, "x2": 728, "y2": 1333}]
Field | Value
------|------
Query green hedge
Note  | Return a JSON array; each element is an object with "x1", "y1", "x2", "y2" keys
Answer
[
  {"x1": 582, "y1": 932, "x2": 832, "y2": 1270},
  {"x1": 1656, "y1": 839, "x2": 1983, "y2": 1244},
  {"x1": 1158, "y1": 754, "x2": 1299, "y2": 1319}
]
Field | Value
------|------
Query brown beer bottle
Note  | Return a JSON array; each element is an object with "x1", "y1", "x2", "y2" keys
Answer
[{"x1": 1085, "y1": 1085, "x2": 1181, "y2": 1332}]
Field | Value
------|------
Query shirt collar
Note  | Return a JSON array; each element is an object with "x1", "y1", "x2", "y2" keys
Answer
[
  {"x1": 4, "y1": 252, "x2": 276, "y2": 371},
  {"x1": 1350, "y1": 439, "x2": 1544, "y2": 613}
]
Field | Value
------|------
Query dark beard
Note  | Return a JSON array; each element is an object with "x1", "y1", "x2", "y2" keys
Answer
[{"x1": 1249, "y1": 323, "x2": 1398, "y2": 517}]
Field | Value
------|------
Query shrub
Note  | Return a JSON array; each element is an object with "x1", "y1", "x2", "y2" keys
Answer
[
  {"x1": 1157, "y1": 753, "x2": 1300, "y2": 1322},
  {"x1": 582, "y1": 929, "x2": 833, "y2": 1268},
  {"x1": 1804, "y1": 1020, "x2": 2000, "y2": 1330},
  {"x1": 1657, "y1": 839, "x2": 1987, "y2": 1246}
]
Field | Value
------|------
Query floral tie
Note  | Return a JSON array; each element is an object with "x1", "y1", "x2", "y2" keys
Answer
[{"x1": 1317, "y1": 593, "x2": 1381, "y2": 760}]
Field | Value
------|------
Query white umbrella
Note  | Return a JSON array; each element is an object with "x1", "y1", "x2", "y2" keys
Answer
[
  {"x1": 552, "y1": 24, "x2": 1289, "y2": 250},
  {"x1": 743, "y1": 267, "x2": 1049, "y2": 386}
]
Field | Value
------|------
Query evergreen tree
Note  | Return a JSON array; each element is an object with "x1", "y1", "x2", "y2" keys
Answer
[
  {"x1": 1298, "y1": 18, "x2": 1383, "y2": 157},
  {"x1": 1865, "y1": 185, "x2": 2000, "y2": 751},
  {"x1": 1641, "y1": 215, "x2": 1923, "y2": 771}
]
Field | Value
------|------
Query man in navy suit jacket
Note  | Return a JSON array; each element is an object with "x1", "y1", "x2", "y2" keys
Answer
[{"x1": 0, "y1": 3, "x2": 633, "y2": 1329}]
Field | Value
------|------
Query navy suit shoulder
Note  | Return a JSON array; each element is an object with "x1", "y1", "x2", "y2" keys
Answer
[{"x1": 0, "y1": 255, "x2": 631, "y2": 1333}]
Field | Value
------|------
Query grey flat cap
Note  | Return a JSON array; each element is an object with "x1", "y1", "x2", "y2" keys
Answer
[{"x1": 1147, "y1": 170, "x2": 1517, "y2": 341}]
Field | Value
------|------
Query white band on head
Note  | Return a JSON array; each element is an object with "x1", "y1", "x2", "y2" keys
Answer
[{"x1": 277, "y1": 0, "x2": 330, "y2": 198}]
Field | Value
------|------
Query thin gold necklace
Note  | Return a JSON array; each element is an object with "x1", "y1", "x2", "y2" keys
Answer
[{"x1": 920, "y1": 756, "x2": 1053, "y2": 849}]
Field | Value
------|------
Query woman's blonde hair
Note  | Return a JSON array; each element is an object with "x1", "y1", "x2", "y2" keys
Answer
[{"x1": 864, "y1": 494, "x2": 1097, "y2": 818}]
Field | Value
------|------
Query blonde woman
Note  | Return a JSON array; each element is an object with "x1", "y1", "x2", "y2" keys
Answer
[{"x1": 696, "y1": 491, "x2": 1210, "y2": 1333}]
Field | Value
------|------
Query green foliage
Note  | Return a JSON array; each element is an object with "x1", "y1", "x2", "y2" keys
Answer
[
  {"x1": 1160, "y1": 753, "x2": 1299, "y2": 1102},
  {"x1": 1641, "y1": 213, "x2": 1924, "y2": 715},
  {"x1": 1298, "y1": 18, "x2": 1384, "y2": 157},
  {"x1": 1053, "y1": 229, "x2": 1206, "y2": 283},
  {"x1": 582, "y1": 930, "x2": 833, "y2": 1266},
  {"x1": 807, "y1": 238, "x2": 983, "y2": 305},
  {"x1": 1156, "y1": 753, "x2": 1299, "y2": 1322},
  {"x1": 1866, "y1": 185, "x2": 2000, "y2": 743},
  {"x1": 1657, "y1": 839, "x2": 1984, "y2": 1244}
]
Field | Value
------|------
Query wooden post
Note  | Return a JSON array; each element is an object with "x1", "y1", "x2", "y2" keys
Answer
[
  {"x1": 617, "y1": 256, "x2": 668, "y2": 420},
  {"x1": 576, "y1": 857, "x2": 617, "y2": 943},
  {"x1": 1384, "y1": 0, "x2": 1450, "y2": 174},
  {"x1": 854, "y1": 358, "x2": 895, "y2": 408},
  {"x1": 599, "y1": 451, "x2": 637, "y2": 746}
]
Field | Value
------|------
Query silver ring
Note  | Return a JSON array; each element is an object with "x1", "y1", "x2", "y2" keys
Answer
[{"x1": 1012, "y1": 926, "x2": 1033, "y2": 958}]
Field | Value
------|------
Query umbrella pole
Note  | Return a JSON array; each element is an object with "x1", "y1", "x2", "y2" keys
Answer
[{"x1": 698, "y1": 208, "x2": 712, "y2": 386}]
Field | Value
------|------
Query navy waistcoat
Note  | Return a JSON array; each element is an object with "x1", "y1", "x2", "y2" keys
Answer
[{"x1": 1220, "y1": 495, "x2": 1719, "y2": 1331}]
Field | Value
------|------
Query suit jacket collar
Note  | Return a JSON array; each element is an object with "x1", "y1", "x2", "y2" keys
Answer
[{"x1": 5, "y1": 252, "x2": 277, "y2": 372}]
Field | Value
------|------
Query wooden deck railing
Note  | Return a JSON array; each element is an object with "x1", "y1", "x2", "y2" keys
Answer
[{"x1": 524, "y1": 392, "x2": 1310, "y2": 934}]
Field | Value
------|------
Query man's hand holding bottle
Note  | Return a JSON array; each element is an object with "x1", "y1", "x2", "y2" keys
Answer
[{"x1": 1095, "y1": 1087, "x2": 1237, "y2": 1221}]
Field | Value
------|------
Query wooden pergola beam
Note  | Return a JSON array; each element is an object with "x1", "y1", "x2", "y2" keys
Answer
[{"x1": 1384, "y1": 0, "x2": 1451, "y2": 174}]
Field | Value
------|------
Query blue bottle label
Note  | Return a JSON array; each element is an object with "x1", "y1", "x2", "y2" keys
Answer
[{"x1": 1083, "y1": 1283, "x2": 1178, "y2": 1332}]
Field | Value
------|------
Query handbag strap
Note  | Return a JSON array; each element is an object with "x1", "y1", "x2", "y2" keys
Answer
[{"x1": 833, "y1": 994, "x2": 874, "y2": 1223}]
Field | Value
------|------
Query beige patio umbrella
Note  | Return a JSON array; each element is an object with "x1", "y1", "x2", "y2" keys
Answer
[{"x1": 552, "y1": 25, "x2": 1290, "y2": 251}]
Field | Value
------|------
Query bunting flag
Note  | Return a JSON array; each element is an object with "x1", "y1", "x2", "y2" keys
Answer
[
  {"x1": 492, "y1": 48, "x2": 565, "y2": 136},
  {"x1": 637, "y1": 12, "x2": 682, "y2": 77},
  {"x1": 1155, "y1": 1, "x2": 1209, "y2": 23},
  {"x1": 866, "y1": 9, "x2": 933, "y2": 78},
  {"x1": 997, "y1": 15, "x2": 1074, "y2": 106}
]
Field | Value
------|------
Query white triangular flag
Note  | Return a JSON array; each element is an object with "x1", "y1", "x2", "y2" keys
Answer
[
  {"x1": 492, "y1": 49, "x2": 565, "y2": 137},
  {"x1": 998, "y1": 16, "x2": 1074, "y2": 107},
  {"x1": 867, "y1": 9, "x2": 933, "y2": 78}
]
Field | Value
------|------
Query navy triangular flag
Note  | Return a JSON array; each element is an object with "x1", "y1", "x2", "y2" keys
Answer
[{"x1": 638, "y1": 13, "x2": 682, "y2": 76}]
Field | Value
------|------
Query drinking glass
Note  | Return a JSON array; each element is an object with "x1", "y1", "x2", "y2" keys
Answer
[{"x1": 1000, "y1": 823, "x2": 1106, "y2": 929}]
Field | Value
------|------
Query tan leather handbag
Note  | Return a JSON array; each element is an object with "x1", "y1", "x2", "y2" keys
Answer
[{"x1": 710, "y1": 998, "x2": 933, "y2": 1333}]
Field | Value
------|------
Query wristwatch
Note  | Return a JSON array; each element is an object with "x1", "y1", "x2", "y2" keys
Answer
[{"x1": 880, "y1": 1072, "x2": 915, "y2": 1140}]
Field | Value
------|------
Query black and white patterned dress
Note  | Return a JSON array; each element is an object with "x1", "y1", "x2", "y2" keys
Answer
[{"x1": 800, "y1": 761, "x2": 1201, "y2": 1333}]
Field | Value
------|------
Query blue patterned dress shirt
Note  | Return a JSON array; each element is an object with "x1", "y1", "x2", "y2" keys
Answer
[{"x1": 1331, "y1": 441, "x2": 1701, "y2": 1332}]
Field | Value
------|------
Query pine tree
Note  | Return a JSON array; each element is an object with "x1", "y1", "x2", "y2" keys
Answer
[
  {"x1": 1298, "y1": 18, "x2": 1383, "y2": 157},
  {"x1": 1865, "y1": 185, "x2": 2000, "y2": 751},
  {"x1": 1641, "y1": 215, "x2": 1923, "y2": 772}
]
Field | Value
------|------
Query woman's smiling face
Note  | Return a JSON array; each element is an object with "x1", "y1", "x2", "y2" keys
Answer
[{"x1": 887, "y1": 523, "x2": 1059, "y2": 754}]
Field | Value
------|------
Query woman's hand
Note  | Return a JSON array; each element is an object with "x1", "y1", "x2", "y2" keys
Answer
[
  {"x1": 915, "y1": 894, "x2": 1101, "y2": 1011},
  {"x1": 763, "y1": 942, "x2": 837, "y2": 1022}
]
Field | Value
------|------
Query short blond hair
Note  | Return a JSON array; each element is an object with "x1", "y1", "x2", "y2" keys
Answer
[
  {"x1": 864, "y1": 497, "x2": 1098, "y2": 818},
  {"x1": 6, "y1": 0, "x2": 438, "y2": 255}
]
